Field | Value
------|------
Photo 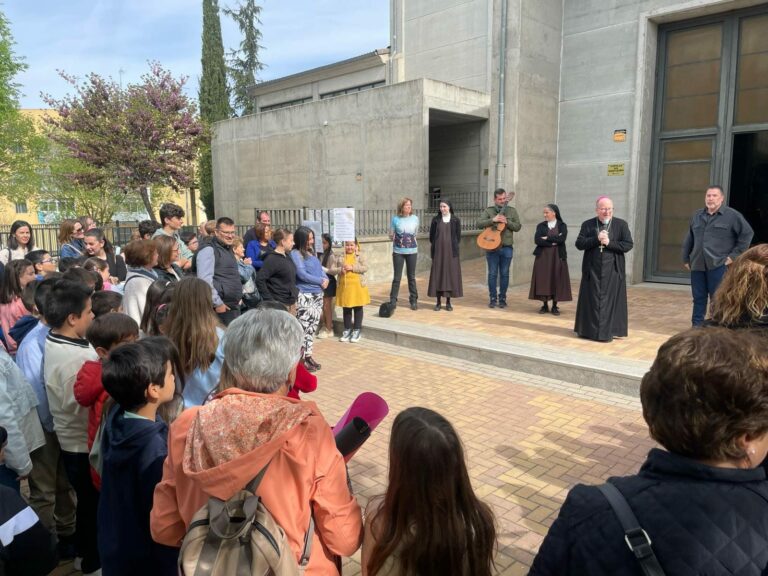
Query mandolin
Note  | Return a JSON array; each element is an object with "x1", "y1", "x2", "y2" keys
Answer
[{"x1": 476, "y1": 222, "x2": 506, "y2": 250}]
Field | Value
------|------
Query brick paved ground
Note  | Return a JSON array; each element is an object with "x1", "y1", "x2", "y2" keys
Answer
[
  {"x1": 369, "y1": 257, "x2": 692, "y2": 362},
  {"x1": 307, "y1": 338, "x2": 656, "y2": 575}
]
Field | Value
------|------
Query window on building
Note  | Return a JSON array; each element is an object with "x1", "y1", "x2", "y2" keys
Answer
[
  {"x1": 320, "y1": 81, "x2": 385, "y2": 100},
  {"x1": 37, "y1": 198, "x2": 75, "y2": 215},
  {"x1": 14, "y1": 201, "x2": 27, "y2": 213},
  {"x1": 259, "y1": 97, "x2": 313, "y2": 113}
]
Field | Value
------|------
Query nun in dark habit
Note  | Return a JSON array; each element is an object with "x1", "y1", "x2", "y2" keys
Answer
[{"x1": 529, "y1": 203, "x2": 572, "y2": 315}]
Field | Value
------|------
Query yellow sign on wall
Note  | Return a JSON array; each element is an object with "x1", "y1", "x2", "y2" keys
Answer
[{"x1": 607, "y1": 163, "x2": 625, "y2": 176}]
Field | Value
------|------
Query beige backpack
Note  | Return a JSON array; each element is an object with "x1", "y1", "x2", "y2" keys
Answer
[{"x1": 179, "y1": 462, "x2": 314, "y2": 575}]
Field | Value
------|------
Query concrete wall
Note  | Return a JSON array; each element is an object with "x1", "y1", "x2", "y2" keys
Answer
[
  {"x1": 213, "y1": 81, "x2": 427, "y2": 223},
  {"x1": 557, "y1": 0, "x2": 766, "y2": 283},
  {"x1": 358, "y1": 231, "x2": 484, "y2": 284},
  {"x1": 213, "y1": 79, "x2": 490, "y2": 224},
  {"x1": 484, "y1": 0, "x2": 563, "y2": 286},
  {"x1": 395, "y1": 0, "x2": 492, "y2": 93}
]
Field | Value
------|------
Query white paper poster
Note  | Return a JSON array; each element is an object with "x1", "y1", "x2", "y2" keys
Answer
[
  {"x1": 301, "y1": 220, "x2": 323, "y2": 254},
  {"x1": 332, "y1": 208, "x2": 356, "y2": 242}
]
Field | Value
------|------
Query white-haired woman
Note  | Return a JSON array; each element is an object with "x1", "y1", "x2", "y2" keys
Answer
[{"x1": 150, "y1": 308, "x2": 362, "y2": 575}]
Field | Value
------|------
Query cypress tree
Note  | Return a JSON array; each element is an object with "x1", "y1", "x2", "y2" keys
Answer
[
  {"x1": 223, "y1": 0, "x2": 264, "y2": 116},
  {"x1": 199, "y1": 0, "x2": 232, "y2": 219}
]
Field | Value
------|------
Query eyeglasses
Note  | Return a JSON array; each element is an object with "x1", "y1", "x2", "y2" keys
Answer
[
  {"x1": 74, "y1": 227, "x2": 83, "y2": 232},
  {"x1": 41, "y1": 258, "x2": 53, "y2": 264}
]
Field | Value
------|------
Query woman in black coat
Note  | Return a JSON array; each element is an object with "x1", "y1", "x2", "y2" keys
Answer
[
  {"x1": 530, "y1": 327, "x2": 768, "y2": 575},
  {"x1": 427, "y1": 200, "x2": 462, "y2": 311},
  {"x1": 529, "y1": 204, "x2": 572, "y2": 315}
]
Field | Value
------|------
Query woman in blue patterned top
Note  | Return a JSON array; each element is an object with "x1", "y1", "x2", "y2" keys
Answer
[{"x1": 389, "y1": 197, "x2": 420, "y2": 310}]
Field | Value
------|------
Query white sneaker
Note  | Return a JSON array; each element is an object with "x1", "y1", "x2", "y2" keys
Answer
[
  {"x1": 350, "y1": 329, "x2": 362, "y2": 343},
  {"x1": 316, "y1": 328, "x2": 329, "y2": 339},
  {"x1": 74, "y1": 558, "x2": 83, "y2": 571},
  {"x1": 339, "y1": 329, "x2": 352, "y2": 342}
]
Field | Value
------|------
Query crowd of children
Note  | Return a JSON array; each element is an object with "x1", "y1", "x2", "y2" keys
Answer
[{"x1": 0, "y1": 210, "x2": 500, "y2": 576}]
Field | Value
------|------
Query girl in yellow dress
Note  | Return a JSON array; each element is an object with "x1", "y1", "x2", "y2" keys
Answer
[{"x1": 330, "y1": 240, "x2": 370, "y2": 343}]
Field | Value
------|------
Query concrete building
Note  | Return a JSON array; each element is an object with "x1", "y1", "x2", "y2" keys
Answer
[{"x1": 213, "y1": 0, "x2": 768, "y2": 284}]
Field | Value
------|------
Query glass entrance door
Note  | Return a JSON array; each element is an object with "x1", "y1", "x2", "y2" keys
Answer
[{"x1": 647, "y1": 8, "x2": 768, "y2": 282}]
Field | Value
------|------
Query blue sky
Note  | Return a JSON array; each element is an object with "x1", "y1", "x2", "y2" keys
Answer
[{"x1": 6, "y1": 0, "x2": 390, "y2": 108}]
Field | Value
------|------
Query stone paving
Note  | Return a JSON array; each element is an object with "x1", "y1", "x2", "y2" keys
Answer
[
  {"x1": 307, "y1": 338, "x2": 656, "y2": 575},
  {"x1": 369, "y1": 257, "x2": 692, "y2": 362}
]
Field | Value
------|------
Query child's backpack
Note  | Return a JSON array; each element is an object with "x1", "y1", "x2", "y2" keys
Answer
[{"x1": 178, "y1": 462, "x2": 314, "y2": 575}]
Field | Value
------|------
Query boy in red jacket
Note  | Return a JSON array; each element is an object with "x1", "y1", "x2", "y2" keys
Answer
[{"x1": 73, "y1": 312, "x2": 139, "y2": 489}]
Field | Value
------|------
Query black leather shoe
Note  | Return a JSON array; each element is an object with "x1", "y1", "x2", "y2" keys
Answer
[
  {"x1": 410, "y1": 301, "x2": 418, "y2": 311},
  {"x1": 551, "y1": 306, "x2": 560, "y2": 316},
  {"x1": 539, "y1": 303, "x2": 549, "y2": 314},
  {"x1": 498, "y1": 300, "x2": 507, "y2": 309},
  {"x1": 434, "y1": 303, "x2": 441, "y2": 311},
  {"x1": 488, "y1": 300, "x2": 497, "y2": 308},
  {"x1": 446, "y1": 302, "x2": 453, "y2": 311}
]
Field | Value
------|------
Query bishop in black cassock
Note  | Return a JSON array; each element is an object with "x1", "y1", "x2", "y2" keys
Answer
[{"x1": 574, "y1": 197, "x2": 633, "y2": 342}]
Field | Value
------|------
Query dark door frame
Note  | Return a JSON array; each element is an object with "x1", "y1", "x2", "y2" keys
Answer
[{"x1": 645, "y1": 4, "x2": 768, "y2": 283}]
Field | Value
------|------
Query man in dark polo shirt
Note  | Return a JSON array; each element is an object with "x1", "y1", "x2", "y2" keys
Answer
[
  {"x1": 196, "y1": 217, "x2": 243, "y2": 326},
  {"x1": 682, "y1": 185, "x2": 753, "y2": 326}
]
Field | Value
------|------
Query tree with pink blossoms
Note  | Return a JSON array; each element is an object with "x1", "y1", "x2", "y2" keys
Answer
[{"x1": 43, "y1": 62, "x2": 205, "y2": 221}]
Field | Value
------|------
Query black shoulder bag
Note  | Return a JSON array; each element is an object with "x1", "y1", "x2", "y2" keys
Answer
[{"x1": 597, "y1": 481, "x2": 666, "y2": 576}]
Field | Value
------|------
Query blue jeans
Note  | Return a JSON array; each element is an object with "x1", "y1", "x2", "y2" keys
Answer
[
  {"x1": 690, "y1": 265, "x2": 727, "y2": 326},
  {"x1": 486, "y1": 246, "x2": 514, "y2": 302}
]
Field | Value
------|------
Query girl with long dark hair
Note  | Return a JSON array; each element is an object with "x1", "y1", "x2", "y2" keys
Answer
[
  {"x1": 290, "y1": 226, "x2": 328, "y2": 372},
  {"x1": 83, "y1": 228, "x2": 127, "y2": 282},
  {"x1": 362, "y1": 407, "x2": 497, "y2": 576},
  {"x1": 0, "y1": 259, "x2": 36, "y2": 354},
  {"x1": 318, "y1": 233, "x2": 336, "y2": 338},
  {"x1": 1, "y1": 220, "x2": 34, "y2": 265}
]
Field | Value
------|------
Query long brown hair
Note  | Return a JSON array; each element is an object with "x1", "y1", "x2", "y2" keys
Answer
[
  {"x1": 166, "y1": 277, "x2": 221, "y2": 373},
  {"x1": 711, "y1": 244, "x2": 768, "y2": 327},
  {"x1": 58, "y1": 219, "x2": 77, "y2": 244},
  {"x1": 0, "y1": 259, "x2": 33, "y2": 304},
  {"x1": 367, "y1": 407, "x2": 496, "y2": 576}
]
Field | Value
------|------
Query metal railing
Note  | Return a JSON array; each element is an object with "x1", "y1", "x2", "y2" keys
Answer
[
  {"x1": 254, "y1": 207, "x2": 484, "y2": 238},
  {"x1": 0, "y1": 206, "x2": 485, "y2": 257}
]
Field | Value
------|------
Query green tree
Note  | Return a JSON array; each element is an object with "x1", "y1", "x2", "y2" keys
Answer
[
  {"x1": 199, "y1": 0, "x2": 232, "y2": 218},
  {"x1": 0, "y1": 10, "x2": 47, "y2": 203},
  {"x1": 43, "y1": 63, "x2": 204, "y2": 222},
  {"x1": 223, "y1": 0, "x2": 264, "y2": 116}
]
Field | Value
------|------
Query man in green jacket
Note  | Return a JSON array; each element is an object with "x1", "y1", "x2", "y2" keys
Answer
[{"x1": 477, "y1": 188, "x2": 521, "y2": 308}]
